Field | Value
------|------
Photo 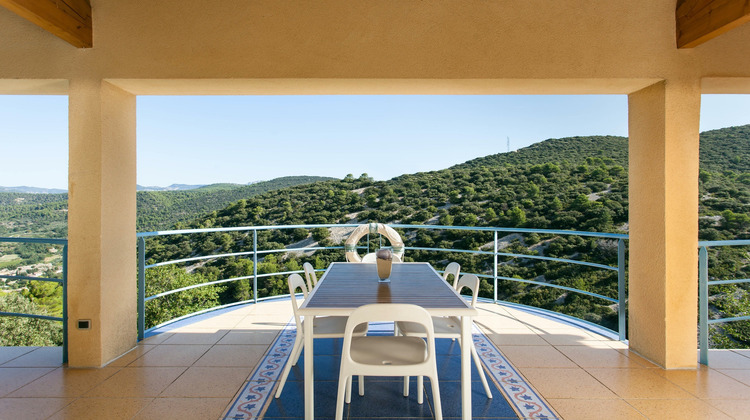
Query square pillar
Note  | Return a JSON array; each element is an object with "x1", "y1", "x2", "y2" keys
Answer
[
  {"x1": 67, "y1": 80, "x2": 137, "y2": 367},
  {"x1": 628, "y1": 79, "x2": 701, "y2": 369}
]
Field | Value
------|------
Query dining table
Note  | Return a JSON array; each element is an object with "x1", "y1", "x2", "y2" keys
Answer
[{"x1": 297, "y1": 261, "x2": 479, "y2": 419}]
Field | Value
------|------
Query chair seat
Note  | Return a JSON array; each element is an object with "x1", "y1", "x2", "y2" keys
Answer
[
  {"x1": 307, "y1": 316, "x2": 368, "y2": 337},
  {"x1": 396, "y1": 316, "x2": 461, "y2": 337},
  {"x1": 351, "y1": 336, "x2": 427, "y2": 366}
]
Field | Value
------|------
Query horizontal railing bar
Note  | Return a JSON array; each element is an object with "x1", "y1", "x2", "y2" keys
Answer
[
  {"x1": 391, "y1": 224, "x2": 628, "y2": 240},
  {"x1": 145, "y1": 270, "x2": 308, "y2": 301},
  {"x1": 0, "y1": 237, "x2": 67, "y2": 245},
  {"x1": 708, "y1": 278, "x2": 750, "y2": 286},
  {"x1": 137, "y1": 223, "x2": 360, "y2": 238},
  {"x1": 146, "y1": 245, "x2": 348, "y2": 269},
  {"x1": 0, "y1": 275, "x2": 63, "y2": 283},
  {"x1": 407, "y1": 246, "x2": 617, "y2": 271},
  {"x1": 495, "y1": 275, "x2": 617, "y2": 303},
  {"x1": 0, "y1": 311, "x2": 62, "y2": 322},
  {"x1": 708, "y1": 315, "x2": 750, "y2": 325},
  {"x1": 699, "y1": 240, "x2": 750, "y2": 247}
]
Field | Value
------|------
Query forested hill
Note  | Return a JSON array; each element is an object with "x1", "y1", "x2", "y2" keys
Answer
[
  {"x1": 0, "y1": 175, "x2": 334, "y2": 236},
  {"x1": 455, "y1": 135, "x2": 628, "y2": 169},
  {"x1": 175, "y1": 125, "x2": 750, "y2": 243},
  {"x1": 137, "y1": 176, "x2": 335, "y2": 231}
]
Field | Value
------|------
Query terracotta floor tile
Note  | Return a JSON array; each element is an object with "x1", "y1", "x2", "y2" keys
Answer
[
  {"x1": 107, "y1": 344, "x2": 156, "y2": 367},
  {"x1": 519, "y1": 367, "x2": 617, "y2": 399},
  {"x1": 1, "y1": 347, "x2": 62, "y2": 367},
  {"x1": 659, "y1": 368, "x2": 750, "y2": 399},
  {"x1": 547, "y1": 398, "x2": 646, "y2": 419},
  {"x1": 47, "y1": 397, "x2": 152, "y2": 420},
  {"x1": 500, "y1": 345, "x2": 577, "y2": 368},
  {"x1": 0, "y1": 347, "x2": 38, "y2": 365},
  {"x1": 161, "y1": 330, "x2": 229, "y2": 345},
  {"x1": 627, "y1": 398, "x2": 733, "y2": 419},
  {"x1": 556, "y1": 346, "x2": 650, "y2": 369},
  {"x1": 85, "y1": 367, "x2": 187, "y2": 398},
  {"x1": 159, "y1": 367, "x2": 250, "y2": 398},
  {"x1": 486, "y1": 332, "x2": 549, "y2": 346},
  {"x1": 613, "y1": 349, "x2": 662, "y2": 369},
  {"x1": 705, "y1": 350, "x2": 750, "y2": 369},
  {"x1": 133, "y1": 397, "x2": 232, "y2": 420},
  {"x1": 217, "y1": 330, "x2": 279, "y2": 345},
  {"x1": 140, "y1": 333, "x2": 174, "y2": 345},
  {"x1": 705, "y1": 399, "x2": 750, "y2": 418},
  {"x1": 0, "y1": 367, "x2": 56, "y2": 397},
  {"x1": 233, "y1": 316, "x2": 289, "y2": 330},
  {"x1": 586, "y1": 368, "x2": 696, "y2": 399},
  {"x1": 716, "y1": 368, "x2": 750, "y2": 387},
  {"x1": 193, "y1": 344, "x2": 266, "y2": 367},
  {"x1": 0, "y1": 397, "x2": 73, "y2": 420},
  {"x1": 9, "y1": 367, "x2": 120, "y2": 397},
  {"x1": 128, "y1": 344, "x2": 211, "y2": 367},
  {"x1": 536, "y1": 328, "x2": 610, "y2": 346}
]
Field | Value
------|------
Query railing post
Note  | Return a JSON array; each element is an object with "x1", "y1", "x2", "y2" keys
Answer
[
  {"x1": 62, "y1": 244, "x2": 69, "y2": 364},
  {"x1": 618, "y1": 238, "x2": 626, "y2": 341},
  {"x1": 699, "y1": 246, "x2": 709, "y2": 365},
  {"x1": 493, "y1": 230, "x2": 498, "y2": 304},
  {"x1": 137, "y1": 237, "x2": 145, "y2": 341},
  {"x1": 253, "y1": 229, "x2": 258, "y2": 304}
]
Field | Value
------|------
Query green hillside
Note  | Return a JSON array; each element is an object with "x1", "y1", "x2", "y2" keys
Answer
[
  {"x1": 141, "y1": 126, "x2": 750, "y2": 344},
  {"x1": 0, "y1": 175, "x2": 335, "y2": 236}
]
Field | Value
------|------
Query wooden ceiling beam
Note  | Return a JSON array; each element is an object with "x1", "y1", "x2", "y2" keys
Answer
[
  {"x1": 0, "y1": 0, "x2": 91, "y2": 48},
  {"x1": 677, "y1": 0, "x2": 750, "y2": 48}
]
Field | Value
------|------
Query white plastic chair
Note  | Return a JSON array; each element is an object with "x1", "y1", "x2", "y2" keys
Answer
[
  {"x1": 395, "y1": 274, "x2": 492, "y2": 399},
  {"x1": 274, "y1": 274, "x2": 367, "y2": 398},
  {"x1": 443, "y1": 262, "x2": 461, "y2": 289},
  {"x1": 303, "y1": 262, "x2": 318, "y2": 290},
  {"x1": 335, "y1": 304, "x2": 443, "y2": 420}
]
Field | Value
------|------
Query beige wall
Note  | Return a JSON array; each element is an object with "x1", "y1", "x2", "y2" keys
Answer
[
  {"x1": 0, "y1": 1, "x2": 749, "y2": 85},
  {"x1": 1, "y1": 0, "x2": 749, "y2": 367}
]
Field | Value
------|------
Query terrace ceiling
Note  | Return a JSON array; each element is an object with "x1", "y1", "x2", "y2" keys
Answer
[{"x1": 0, "y1": 1, "x2": 748, "y2": 50}]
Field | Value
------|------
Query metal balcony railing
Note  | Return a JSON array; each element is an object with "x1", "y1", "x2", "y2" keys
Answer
[
  {"x1": 699, "y1": 239, "x2": 750, "y2": 365},
  {"x1": 136, "y1": 224, "x2": 629, "y2": 341},
  {"x1": 0, "y1": 237, "x2": 68, "y2": 363}
]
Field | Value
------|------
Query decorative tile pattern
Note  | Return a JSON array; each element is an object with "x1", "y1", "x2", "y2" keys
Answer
[
  {"x1": 473, "y1": 324, "x2": 559, "y2": 419},
  {"x1": 224, "y1": 319, "x2": 296, "y2": 419},
  {"x1": 225, "y1": 319, "x2": 558, "y2": 419}
]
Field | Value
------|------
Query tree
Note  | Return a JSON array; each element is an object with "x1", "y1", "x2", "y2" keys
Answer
[
  {"x1": 0, "y1": 293, "x2": 62, "y2": 346},
  {"x1": 145, "y1": 265, "x2": 225, "y2": 328}
]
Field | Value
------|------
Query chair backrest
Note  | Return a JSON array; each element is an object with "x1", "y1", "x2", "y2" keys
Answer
[
  {"x1": 303, "y1": 262, "x2": 318, "y2": 289},
  {"x1": 342, "y1": 303, "x2": 436, "y2": 367},
  {"x1": 455, "y1": 273, "x2": 480, "y2": 308},
  {"x1": 288, "y1": 273, "x2": 309, "y2": 329},
  {"x1": 443, "y1": 262, "x2": 461, "y2": 289}
]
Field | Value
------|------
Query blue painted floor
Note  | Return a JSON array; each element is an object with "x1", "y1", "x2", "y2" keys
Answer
[{"x1": 262, "y1": 323, "x2": 519, "y2": 419}]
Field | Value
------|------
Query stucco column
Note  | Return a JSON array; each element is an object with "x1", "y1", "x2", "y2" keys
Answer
[
  {"x1": 67, "y1": 80, "x2": 137, "y2": 367},
  {"x1": 628, "y1": 79, "x2": 701, "y2": 369}
]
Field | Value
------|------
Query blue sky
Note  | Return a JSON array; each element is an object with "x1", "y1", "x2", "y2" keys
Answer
[{"x1": 0, "y1": 94, "x2": 748, "y2": 190}]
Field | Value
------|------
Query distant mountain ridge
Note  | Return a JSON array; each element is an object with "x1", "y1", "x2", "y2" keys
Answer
[{"x1": 0, "y1": 186, "x2": 67, "y2": 194}]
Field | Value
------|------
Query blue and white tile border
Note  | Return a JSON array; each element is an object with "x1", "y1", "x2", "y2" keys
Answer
[
  {"x1": 224, "y1": 319, "x2": 558, "y2": 419},
  {"x1": 224, "y1": 319, "x2": 297, "y2": 419},
  {"x1": 473, "y1": 324, "x2": 559, "y2": 419}
]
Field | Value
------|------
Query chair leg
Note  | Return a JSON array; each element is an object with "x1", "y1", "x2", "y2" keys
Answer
[
  {"x1": 335, "y1": 371, "x2": 348, "y2": 420},
  {"x1": 417, "y1": 375, "x2": 423, "y2": 404},
  {"x1": 275, "y1": 334, "x2": 303, "y2": 398},
  {"x1": 346, "y1": 375, "x2": 352, "y2": 404},
  {"x1": 430, "y1": 374, "x2": 443, "y2": 420},
  {"x1": 358, "y1": 375, "x2": 365, "y2": 396},
  {"x1": 471, "y1": 342, "x2": 492, "y2": 399},
  {"x1": 403, "y1": 375, "x2": 409, "y2": 397}
]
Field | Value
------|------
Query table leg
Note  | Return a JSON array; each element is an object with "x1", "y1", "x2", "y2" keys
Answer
[
  {"x1": 460, "y1": 316, "x2": 472, "y2": 420},
  {"x1": 304, "y1": 316, "x2": 315, "y2": 419}
]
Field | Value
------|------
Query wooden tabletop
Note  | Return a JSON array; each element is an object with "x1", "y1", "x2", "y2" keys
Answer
[{"x1": 300, "y1": 262, "x2": 475, "y2": 314}]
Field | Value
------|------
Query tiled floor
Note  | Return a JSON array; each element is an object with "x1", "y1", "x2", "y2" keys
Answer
[{"x1": 1, "y1": 300, "x2": 750, "y2": 419}]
